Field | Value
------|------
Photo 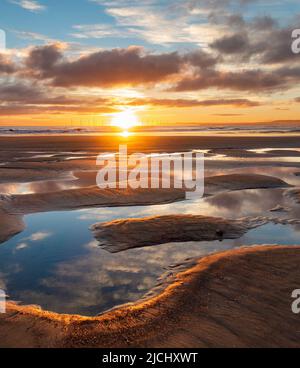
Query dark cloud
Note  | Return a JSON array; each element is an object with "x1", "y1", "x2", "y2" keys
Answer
[
  {"x1": 227, "y1": 14, "x2": 246, "y2": 27},
  {"x1": 0, "y1": 82, "x2": 83, "y2": 105},
  {"x1": 252, "y1": 15, "x2": 277, "y2": 30},
  {"x1": 183, "y1": 50, "x2": 219, "y2": 69},
  {"x1": 23, "y1": 42, "x2": 298, "y2": 94},
  {"x1": 127, "y1": 97, "x2": 260, "y2": 108},
  {"x1": 261, "y1": 28, "x2": 297, "y2": 64},
  {"x1": 0, "y1": 54, "x2": 16, "y2": 74},
  {"x1": 0, "y1": 82, "x2": 41, "y2": 101},
  {"x1": 171, "y1": 68, "x2": 284, "y2": 92},
  {"x1": 25, "y1": 45, "x2": 180, "y2": 87},
  {"x1": 0, "y1": 81, "x2": 117, "y2": 116},
  {"x1": 25, "y1": 44, "x2": 63, "y2": 78},
  {"x1": 0, "y1": 103, "x2": 118, "y2": 116},
  {"x1": 210, "y1": 14, "x2": 297, "y2": 65},
  {"x1": 210, "y1": 33, "x2": 250, "y2": 54},
  {"x1": 24, "y1": 45, "x2": 218, "y2": 88}
]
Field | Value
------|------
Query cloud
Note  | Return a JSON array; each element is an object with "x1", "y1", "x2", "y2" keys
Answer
[
  {"x1": 252, "y1": 15, "x2": 277, "y2": 31},
  {"x1": 209, "y1": 15, "x2": 298, "y2": 65},
  {"x1": 0, "y1": 82, "x2": 45, "y2": 102},
  {"x1": 0, "y1": 0, "x2": 299, "y2": 120},
  {"x1": 0, "y1": 103, "x2": 118, "y2": 116},
  {"x1": 0, "y1": 54, "x2": 16, "y2": 74},
  {"x1": 261, "y1": 28, "x2": 297, "y2": 64},
  {"x1": 127, "y1": 97, "x2": 261, "y2": 108},
  {"x1": 25, "y1": 43, "x2": 64, "y2": 77},
  {"x1": 15, "y1": 232, "x2": 52, "y2": 250},
  {"x1": 211, "y1": 33, "x2": 251, "y2": 55},
  {"x1": 24, "y1": 44, "x2": 217, "y2": 88},
  {"x1": 70, "y1": 24, "x2": 124, "y2": 39},
  {"x1": 93, "y1": 1, "x2": 226, "y2": 45},
  {"x1": 16, "y1": 243, "x2": 28, "y2": 250},
  {"x1": 27, "y1": 231, "x2": 52, "y2": 241},
  {"x1": 5, "y1": 39, "x2": 299, "y2": 98},
  {"x1": 88, "y1": 0, "x2": 262, "y2": 46},
  {"x1": 171, "y1": 68, "x2": 286, "y2": 92},
  {"x1": 13, "y1": 30, "x2": 54, "y2": 43},
  {"x1": 0, "y1": 80, "x2": 120, "y2": 116},
  {"x1": 9, "y1": 0, "x2": 46, "y2": 12}
]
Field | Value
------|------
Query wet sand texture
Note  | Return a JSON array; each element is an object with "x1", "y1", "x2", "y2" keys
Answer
[
  {"x1": 285, "y1": 188, "x2": 300, "y2": 204},
  {"x1": 205, "y1": 174, "x2": 290, "y2": 194},
  {"x1": 0, "y1": 173, "x2": 289, "y2": 244},
  {"x1": 0, "y1": 174, "x2": 289, "y2": 215},
  {"x1": 91, "y1": 214, "x2": 265, "y2": 252},
  {"x1": 0, "y1": 187, "x2": 186, "y2": 215},
  {"x1": 0, "y1": 210, "x2": 24, "y2": 243},
  {"x1": 0, "y1": 246, "x2": 299, "y2": 348}
]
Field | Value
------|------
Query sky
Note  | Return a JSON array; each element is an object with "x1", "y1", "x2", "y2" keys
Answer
[{"x1": 0, "y1": 0, "x2": 300, "y2": 126}]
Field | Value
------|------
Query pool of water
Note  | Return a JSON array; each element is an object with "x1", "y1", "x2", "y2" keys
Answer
[
  {"x1": 0, "y1": 171, "x2": 97, "y2": 195},
  {"x1": 0, "y1": 185, "x2": 299, "y2": 316}
]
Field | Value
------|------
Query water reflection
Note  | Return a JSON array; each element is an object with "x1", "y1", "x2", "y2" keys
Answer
[
  {"x1": 0, "y1": 171, "x2": 97, "y2": 195},
  {"x1": 1, "y1": 148, "x2": 300, "y2": 315},
  {"x1": 0, "y1": 185, "x2": 299, "y2": 315},
  {"x1": 2, "y1": 147, "x2": 300, "y2": 195}
]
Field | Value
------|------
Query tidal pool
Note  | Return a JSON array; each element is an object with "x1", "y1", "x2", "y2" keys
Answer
[{"x1": 0, "y1": 186, "x2": 299, "y2": 316}]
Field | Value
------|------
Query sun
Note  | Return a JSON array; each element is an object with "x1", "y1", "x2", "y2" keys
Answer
[{"x1": 111, "y1": 110, "x2": 140, "y2": 130}]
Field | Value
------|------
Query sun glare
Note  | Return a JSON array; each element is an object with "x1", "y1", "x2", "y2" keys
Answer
[{"x1": 111, "y1": 110, "x2": 140, "y2": 131}]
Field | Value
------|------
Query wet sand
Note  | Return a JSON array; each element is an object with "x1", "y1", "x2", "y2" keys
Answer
[
  {"x1": 0, "y1": 211, "x2": 24, "y2": 244},
  {"x1": 91, "y1": 214, "x2": 266, "y2": 252},
  {"x1": 285, "y1": 188, "x2": 300, "y2": 204},
  {"x1": 0, "y1": 134, "x2": 299, "y2": 347},
  {"x1": 205, "y1": 174, "x2": 289, "y2": 194},
  {"x1": 0, "y1": 173, "x2": 289, "y2": 244},
  {"x1": 1, "y1": 245, "x2": 299, "y2": 348},
  {"x1": 1, "y1": 134, "x2": 300, "y2": 153}
]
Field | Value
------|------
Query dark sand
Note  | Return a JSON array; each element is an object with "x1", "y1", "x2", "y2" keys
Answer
[
  {"x1": 1, "y1": 246, "x2": 299, "y2": 348},
  {"x1": 1, "y1": 134, "x2": 300, "y2": 153},
  {"x1": 0, "y1": 210, "x2": 24, "y2": 244}
]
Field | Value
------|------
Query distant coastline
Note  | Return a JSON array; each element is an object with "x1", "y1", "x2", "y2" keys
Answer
[{"x1": 1, "y1": 123, "x2": 300, "y2": 136}]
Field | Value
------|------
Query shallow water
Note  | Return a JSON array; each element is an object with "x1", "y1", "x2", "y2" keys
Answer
[
  {"x1": 0, "y1": 184, "x2": 299, "y2": 316},
  {"x1": 2, "y1": 147, "x2": 300, "y2": 195},
  {"x1": 1, "y1": 146, "x2": 300, "y2": 315},
  {"x1": 0, "y1": 171, "x2": 96, "y2": 195}
]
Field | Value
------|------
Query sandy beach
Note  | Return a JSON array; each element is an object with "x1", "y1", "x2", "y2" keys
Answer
[
  {"x1": 2, "y1": 0, "x2": 300, "y2": 352},
  {"x1": 0, "y1": 134, "x2": 300, "y2": 348}
]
